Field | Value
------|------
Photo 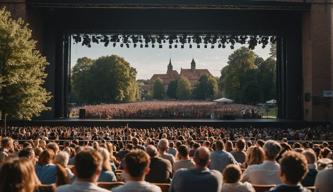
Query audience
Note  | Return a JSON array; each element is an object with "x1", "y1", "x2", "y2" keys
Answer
[
  {"x1": 56, "y1": 150, "x2": 110, "y2": 192},
  {"x1": 113, "y1": 150, "x2": 161, "y2": 192},
  {"x1": 222, "y1": 164, "x2": 255, "y2": 192},
  {"x1": 158, "y1": 139, "x2": 175, "y2": 166},
  {"x1": 269, "y1": 151, "x2": 310, "y2": 192},
  {"x1": 98, "y1": 148, "x2": 117, "y2": 182},
  {"x1": 170, "y1": 147, "x2": 222, "y2": 192},
  {"x1": 231, "y1": 139, "x2": 247, "y2": 164},
  {"x1": 0, "y1": 137, "x2": 14, "y2": 163},
  {"x1": 210, "y1": 140, "x2": 237, "y2": 173},
  {"x1": 242, "y1": 140, "x2": 282, "y2": 185},
  {"x1": 301, "y1": 149, "x2": 318, "y2": 187},
  {"x1": 35, "y1": 149, "x2": 58, "y2": 184}
]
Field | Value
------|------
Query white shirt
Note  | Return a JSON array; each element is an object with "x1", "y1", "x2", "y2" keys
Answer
[
  {"x1": 173, "y1": 159, "x2": 195, "y2": 172},
  {"x1": 112, "y1": 181, "x2": 161, "y2": 192},
  {"x1": 56, "y1": 180, "x2": 110, "y2": 192},
  {"x1": 222, "y1": 182, "x2": 255, "y2": 192},
  {"x1": 315, "y1": 167, "x2": 333, "y2": 192},
  {"x1": 242, "y1": 160, "x2": 281, "y2": 185}
]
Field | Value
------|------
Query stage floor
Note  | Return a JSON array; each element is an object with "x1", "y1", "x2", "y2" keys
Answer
[{"x1": 4, "y1": 118, "x2": 330, "y2": 128}]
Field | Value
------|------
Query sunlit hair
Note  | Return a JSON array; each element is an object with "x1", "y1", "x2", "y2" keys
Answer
[
  {"x1": 98, "y1": 148, "x2": 112, "y2": 171},
  {"x1": 38, "y1": 150, "x2": 55, "y2": 165},
  {"x1": 246, "y1": 146, "x2": 265, "y2": 166},
  {"x1": 0, "y1": 158, "x2": 40, "y2": 192}
]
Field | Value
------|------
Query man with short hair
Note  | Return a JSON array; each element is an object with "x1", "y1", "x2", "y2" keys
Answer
[
  {"x1": 173, "y1": 145, "x2": 195, "y2": 172},
  {"x1": 231, "y1": 139, "x2": 247, "y2": 164},
  {"x1": 145, "y1": 145, "x2": 172, "y2": 183},
  {"x1": 242, "y1": 140, "x2": 282, "y2": 185},
  {"x1": 18, "y1": 147, "x2": 37, "y2": 165},
  {"x1": 158, "y1": 138, "x2": 175, "y2": 166},
  {"x1": 210, "y1": 140, "x2": 237, "y2": 173},
  {"x1": 269, "y1": 151, "x2": 310, "y2": 192},
  {"x1": 113, "y1": 150, "x2": 161, "y2": 192},
  {"x1": 56, "y1": 150, "x2": 109, "y2": 192},
  {"x1": 170, "y1": 147, "x2": 222, "y2": 192}
]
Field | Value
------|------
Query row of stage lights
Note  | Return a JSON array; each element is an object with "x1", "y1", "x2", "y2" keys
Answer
[{"x1": 72, "y1": 34, "x2": 276, "y2": 49}]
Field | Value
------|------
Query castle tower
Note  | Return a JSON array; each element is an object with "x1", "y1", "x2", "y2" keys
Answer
[
  {"x1": 191, "y1": 58, "x2": 196, "y2": 70},
  {"x1": 167, "y1": 58, "x2": 173, "y2": 73}
]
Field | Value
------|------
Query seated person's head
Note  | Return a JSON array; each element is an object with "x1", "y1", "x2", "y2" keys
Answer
[
  {"x1": 54, "y1": 151, "x2": 70, "y2": 168},
  {"x1": 18, "y1": 147, "x2": 36, "y2": 164},
  {"x1": 38, "y1": 149, "x2": 55, "y2": 165},
  {"x1": 124, "y1": 150, "x2": 150, "y2": 180},
  {"x1": 0, "y1": 158, "x2": 40, "y2": 192},
  {"x1": 177, "y1": 145, "x2": 189, "y2": 159},
  {"x1": 74, "y1": 150, "x2": 102, "y2": 182},
  {"x1": 302, "y1": 149, "x2": 317, "y2": 165},
  {"x1": 193, "y1": 147, "x2": 210, "y2": 168},
  {"x1": 263, "y1": 140, "x2": 281, "y2": 161},
  {"x1": 236, "y1": 139, "x2": 246, "y2": 151},
  {"x1": 223, "y1": 164, "x2": 242, "y2": 183},
  {"x1": 214, "y1": 140, "x2": 224, "y2": 151},
  {"x1": 146, "y1": 145, "x2": 158, "y2": 158},
  {"x1": 279, "y1": 151, "x2": 308, "y2": 185},
  {"x1": 158, "y1": 139, "x2": 169, "y2": 152}
]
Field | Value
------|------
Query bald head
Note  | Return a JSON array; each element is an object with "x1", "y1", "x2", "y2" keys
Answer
[{"x1": 194, "y1": 147, "x2": 211, "y2": 168}]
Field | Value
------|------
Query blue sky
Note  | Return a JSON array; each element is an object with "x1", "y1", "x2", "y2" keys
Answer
[{"x1": 71, "y1": 42, "x2": 271, "y2": 80}]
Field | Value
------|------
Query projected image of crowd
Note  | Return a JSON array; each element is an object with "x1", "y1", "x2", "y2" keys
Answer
[{"x1": 0, "y1": 126, "x2": 332, "y2": 192}]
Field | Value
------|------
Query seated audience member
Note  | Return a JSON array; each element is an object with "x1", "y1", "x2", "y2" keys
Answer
[
  {"x1": 245, "y1": 146, "x2": 265, "y2": 167},
  {"x1": 210, "y1": 140, "x2": 237, "y2": 173},
  {"x1": 242, "y1": 140, "x2": 282, "y2": 185},
  {"x1": 18, "y1": 147, "x2": 37, "y2": 165},
  {"x1": 98, "y1": 148, "x2": 117, "y2": 182},
  {"x1": 56, "y1": 150, "x2": 110, "y2": 192},
  {"x1": 167, "y1": 141, "x2": 177, "y2": 157},
  {"x1": 231, "y1": 139, "x2": 247, "y2": 164},
  {"x1": 0, "y1": 137, "x2": 14, "y2": 163},
  {"x1": 158, "y1": 139, "x2": 175, "y2": 166},
  {"x1": 56, "y1": 164, "x2": 71, "y2": 186},
  {"x1": 47, "y1": 142, "x2": 60, "y2": 155},
  {"x1": 54, "y1": 151, "x2": 75, "y2": 180},
  {"x1": 315, "y1": 164, "x2": 333, "y2": 192},
  {"x1": 113, "y1": 150, "x2": 161, "y2": 192},
  {"x1": 269, "y1": 151, "x2": 310, "y2": 192},
  {"x1": 173, "y1": 145, "x2": 195, "y2": 172},
  {"x1": 0, "y1": 158, "x2": 40, "y2": 192},
  {"x1": 301, "y1": 150, "x2": 318, "y2": 186},
  {"x1": 225, "y1": 140, "x2": 234, "y2": 153},
  {"x1": 222, "y1": 164, "x2": 255, "y2": 192},
  {"x1": 36, "y1": 149, "x2": 58, "y2": 184},
  {"x1": 170, "y1": 147, "x2": 222, "y2": 192},
  {"x1": 145, "y1": 145, "x2": 172, "y2": 183}
]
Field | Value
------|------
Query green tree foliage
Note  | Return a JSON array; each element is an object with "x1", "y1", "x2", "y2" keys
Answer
[
  {"x1": 0, "y1": 8, "x2": 51, "y2": 120},
  {"x1": 72, "y1": 55, "x2": 140, "y2": 104},
  {"x1": 176, "y1": 76, "x2": 191, "y2": 100},
  {"x1": 152, "y1": 78, "x2": 165, "y2": 99},
  {"x1": 167, "y1": 79, "x2": 177, "y2": 99},
  {"x1": 220, "y1": 46, "x2": 276, "y2": 104},
  {"x1": 193, "y1": 75, "x2": 218, "y2": 100}
]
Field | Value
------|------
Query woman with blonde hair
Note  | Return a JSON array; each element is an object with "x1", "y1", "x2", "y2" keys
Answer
[
  {"x1": 98, "y1": 148, "x2": 117, "y2": 182},
  {"x1": 0, "y1": 158, "x2": 40, "y2": 192},
  {"x1": 245, "y1": 146, "x2": 265, "y2": 167}
]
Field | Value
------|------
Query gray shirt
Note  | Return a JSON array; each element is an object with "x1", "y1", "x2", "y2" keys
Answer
[
  {"x1": 56, "y1": 181, "x2": 110, "y2": 192},
  {"x1": 315, "y1": 167, "x2": 333, "y2": 192},
  {"x1": 112, "y1": 181, "x2": 161, "y2": 192},
  {"x1": 170, "y1": 168, "x2": 222, "y2": 192},
  {"x1": 210, "y1": 150, "x2": 237, "y2": 173}
]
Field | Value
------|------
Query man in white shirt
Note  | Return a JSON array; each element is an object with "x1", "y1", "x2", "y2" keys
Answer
[
  {"x1": 56, "y1": 150, "x2": 110, "y2": 192},
  {"x1": 112, "y1": 150, "x2": 161, "y2": 192},
  {"x1": 242, "y1": 140, "x2": 282, "y2": 185},
  {"x1": 173, "y1": 145, "x2": 195, "y2": 172},
  {"x1": 158, "y1": 138, "x2": 175, "y2": 166}
]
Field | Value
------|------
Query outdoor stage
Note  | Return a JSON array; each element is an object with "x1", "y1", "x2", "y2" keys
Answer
[{"x1": 3, "y1": 119, "x2": 330, "y2": 128}]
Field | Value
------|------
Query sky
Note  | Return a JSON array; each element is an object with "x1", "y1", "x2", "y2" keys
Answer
[{"x1": 71, "y1": 42, "x2": 271, "y2": 80}]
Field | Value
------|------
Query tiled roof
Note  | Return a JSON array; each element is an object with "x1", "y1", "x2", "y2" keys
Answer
[{"x1": 180, "y1": 69, "x2": 212, "y2": 84}]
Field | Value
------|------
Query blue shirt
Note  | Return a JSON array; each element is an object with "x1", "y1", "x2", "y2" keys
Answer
[
  {"x1": 98, "y1": 170, "x2": 117, "y2": 182},
  {"x1": 35, "y1": 164, "x2": 57, "y2": 184}
]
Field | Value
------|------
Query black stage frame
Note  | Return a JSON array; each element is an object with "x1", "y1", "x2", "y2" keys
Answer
[{"x1": 23, "y1": 1, "x2": 309, "y2": 122}]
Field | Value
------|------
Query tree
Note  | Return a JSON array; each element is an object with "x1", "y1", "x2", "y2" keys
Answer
[
  {"x1": 0, "y1": 8, "x2": 51, "y2": 120},
  {"x1": 193, "y1": 75, "x2": 218, "y2": 100},
  {"x1": 71, "y1": 55, "x2": 140, "y2": 104},
  {"x1": 167, "y1": 79, "x2": 177, "y2": 99},
  {"x1": 152, "y1": 78, "x2": 165, "y2": 99},
  {"x1": 176, "y1": 76, "x2": 191, "y2": 100}
]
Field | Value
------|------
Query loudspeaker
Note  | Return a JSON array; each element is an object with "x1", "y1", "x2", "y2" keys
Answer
[{"x1": 79, "y1": 108, "x2": 86, "y2": 119}]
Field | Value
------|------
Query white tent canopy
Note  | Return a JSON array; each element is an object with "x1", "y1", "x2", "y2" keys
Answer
[
  {"x1": 213, "y1": 97, "x2": 234, "y2": 104},
  {"x1": 266, "y1": 99, "x2": 277, "y2": 104}
]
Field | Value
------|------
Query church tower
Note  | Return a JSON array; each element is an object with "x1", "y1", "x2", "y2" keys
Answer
[
  {"x1": 167, "y1": 58, "x2": 173, "y2": 73},
  {"x1": 191, "y1": 58, "x2": 196, "y2": 70}
]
